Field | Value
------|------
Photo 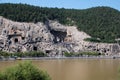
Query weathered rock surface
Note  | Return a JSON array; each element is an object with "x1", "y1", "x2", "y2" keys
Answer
[{"x1": 0, "y1": 16, "x2": 120, "y2": 56}]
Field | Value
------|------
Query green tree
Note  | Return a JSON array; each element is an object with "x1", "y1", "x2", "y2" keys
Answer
[{"x1": 0, "y1": 61, "x2": 51, "y2": 80}]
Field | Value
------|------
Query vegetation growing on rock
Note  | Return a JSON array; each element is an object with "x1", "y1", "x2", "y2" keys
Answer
[
  {"x1": 0, "y1": 51, "x2": 47, "y2": 58},
  {"x1": 64, "y1": 51, "x2": 102, "y2": 57}
]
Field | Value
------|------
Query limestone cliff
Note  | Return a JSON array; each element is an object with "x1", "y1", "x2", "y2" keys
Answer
[{"x1": 0, "y1": 16, "x2": 120, "y2": 56}]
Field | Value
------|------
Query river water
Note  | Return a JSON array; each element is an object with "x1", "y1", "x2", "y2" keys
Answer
[{"x1": 0, "y1": 59, "x2": 120, "y2": 80}]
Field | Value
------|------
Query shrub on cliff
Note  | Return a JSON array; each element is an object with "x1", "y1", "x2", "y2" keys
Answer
[
  {"x1": 0, "y1": 62, "x2": 51, "y2": 80},
  {"x1": 64, "y1": 52, "x2": 74, "y2": 57}
]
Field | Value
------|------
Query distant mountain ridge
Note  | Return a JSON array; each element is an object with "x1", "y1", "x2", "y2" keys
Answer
[{"x1": 0, "y1": 3, "x2": 120, "y2": 43}]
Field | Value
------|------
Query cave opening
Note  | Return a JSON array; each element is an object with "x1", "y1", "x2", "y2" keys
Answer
[
  {"x1": 22, "y1": 37, "x2": 25, "y2": 40},
  {"x1": 50, "y1": 30, "x2": 67, "y2": 43},
  {"x1": 33, "y1": 46, "x2": 37, "y2": 51},
  {"x1": 45, "y1": 50, "x2": 51, "y2": 54},
  {"x1": 14, "y1": 38, "x2": 18, "y2": 43}
]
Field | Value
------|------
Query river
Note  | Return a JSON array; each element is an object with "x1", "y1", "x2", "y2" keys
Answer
[{"x1": 0, "y1": 59, "x2": 120, "y2": 80}]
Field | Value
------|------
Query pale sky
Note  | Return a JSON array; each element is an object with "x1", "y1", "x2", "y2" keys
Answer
[{"x1": 0, "y1": 0, "x2": 120, "y2": 10}]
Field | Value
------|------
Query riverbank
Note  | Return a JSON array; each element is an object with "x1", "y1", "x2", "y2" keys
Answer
[
  {"x1": 17, "y1": 56, "x2": 120, "y2": 60},
  {"x1": 0, "y1": 55, "x2": 120, "y2": 61}
]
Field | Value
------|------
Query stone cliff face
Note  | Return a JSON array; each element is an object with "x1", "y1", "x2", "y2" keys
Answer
[{"x1": 0, "y1": 16, "x2": 120, "y2": 56}]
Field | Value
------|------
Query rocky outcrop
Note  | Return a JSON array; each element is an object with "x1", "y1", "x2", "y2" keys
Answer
[{"x1": 0, "y1": 16, "x2": 120, "y2": 56}]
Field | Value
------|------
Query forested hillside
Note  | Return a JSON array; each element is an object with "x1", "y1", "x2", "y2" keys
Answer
[{"x1": 0, "y1": 3, "x2": 120, "y2": 43}]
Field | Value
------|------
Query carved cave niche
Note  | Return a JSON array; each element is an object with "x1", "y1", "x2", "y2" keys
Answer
[
  {"x1": 21, "y1": 37, "x2": 25, "y2": 40},
  {"x1": 33, "y1": 46, "x2": 37, "y2": 51},
  {"x1": 14, "y1": 38, "x2": 18, "y2": 43},
  {"x1": 50, "y1": 30, "x2": 67, "y2": 43},
  {"x1": 45, "y1": 50, "x2": 51, "y2": 54}
]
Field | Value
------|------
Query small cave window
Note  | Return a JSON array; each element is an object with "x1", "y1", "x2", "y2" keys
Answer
[
  {"x1": 98, "y1": 53, "x2": 101, "y2": 55},
  {"x1": 35, "y1": 38, "x2": 38, "y2": 41},
  {"x1": 14, "y1": 38, "x2": 18, "y2": 43},
  {"x1": 22, "y1": 37, "x2": 25, "y2": 40},
  {"x1": 14, "y1": 32, "x2": 17, "y2": 34},
  {"x1": 68, "y1": 35, "x2": 72, "y2": 37},
  {"x1": 8, "y1": 40, "x2": 12, "y2": 44},
  {"x1": 33, "y1": 46, "x2": 37, "y2": 51},
  {"x1": 4, "y1": 30, "x2": 6, "y2": 33},
  {"x1": 45, "y1": 50, "x2": 51, "y2": 54},
  {"x1": 0, "y1": 42, "x2": 3, "y2": 44},
  {"x1": 17, "y1": 49, "x2": 20, "y2": 52}
]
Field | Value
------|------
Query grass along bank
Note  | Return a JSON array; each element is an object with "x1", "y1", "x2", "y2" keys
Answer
[
  {"x1": 64, "y1": 51, "x2": 103, "y2": 57},
  {"x1": 0, "y1": 50, "x2": 116, "y2": 60}
]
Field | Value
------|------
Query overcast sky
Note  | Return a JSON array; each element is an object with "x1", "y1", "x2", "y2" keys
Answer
[{"x1": 0, "y1": 0, "x2": 120, "y2": 10}]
